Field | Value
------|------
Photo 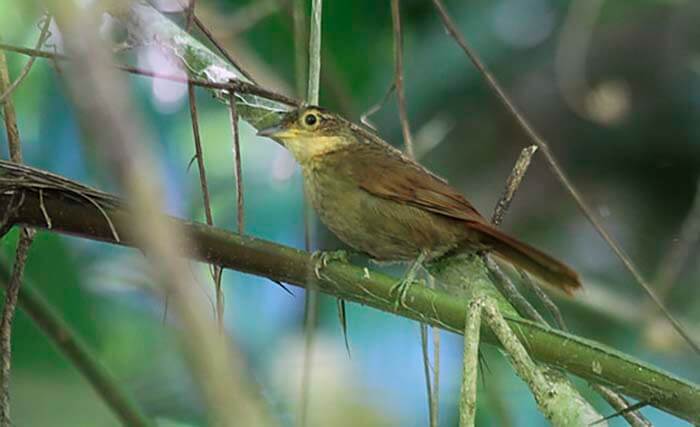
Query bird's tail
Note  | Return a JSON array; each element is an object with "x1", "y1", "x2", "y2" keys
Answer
[{"x1": 470, "y1": 222, "x2": 581, "y2": 295}]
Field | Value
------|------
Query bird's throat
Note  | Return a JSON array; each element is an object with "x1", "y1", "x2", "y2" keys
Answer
[{"x1": 283, "y1": 135, "x2": 349, "y2": 165}]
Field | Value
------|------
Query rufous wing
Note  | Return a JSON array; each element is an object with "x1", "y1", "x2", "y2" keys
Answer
[{"x1": 346, "y1": 143, "x2": 485, "y2": 221}]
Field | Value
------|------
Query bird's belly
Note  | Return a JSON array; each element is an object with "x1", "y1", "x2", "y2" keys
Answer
[{"x1": 305, "y1": 170, "x2": 466, "y2": 261}]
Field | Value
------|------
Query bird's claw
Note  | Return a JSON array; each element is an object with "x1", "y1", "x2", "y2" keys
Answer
[
  {"x1": 390, "y1": 253, "x2": 428, "y2": 310},
  {"x1": 390, "y1": 277, "x2": 426, "y2": 310},
  {"x1": 311, "y1": 250, "x2": 350, "y2": 279},
  {"x1": 390, "y1": 278, "x2": 414, "y2": 310}
]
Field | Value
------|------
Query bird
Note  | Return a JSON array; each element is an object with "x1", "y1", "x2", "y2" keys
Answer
[{"x1": 257, "y1": 105, "x2": 581, "y2": 298}]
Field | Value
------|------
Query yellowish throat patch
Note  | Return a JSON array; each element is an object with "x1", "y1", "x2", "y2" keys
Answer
[{"x1": 281, "y1": 134, "x2": 350, "y2": 164}]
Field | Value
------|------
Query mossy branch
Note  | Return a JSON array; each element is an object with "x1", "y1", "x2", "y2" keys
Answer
[{"x1": 0, "y1": 160, "x2": 698, "y2": 423}]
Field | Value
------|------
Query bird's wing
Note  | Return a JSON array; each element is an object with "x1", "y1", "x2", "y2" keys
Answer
[{"x1": 336, "y1": 143, "x2": 485, "y2": 222}]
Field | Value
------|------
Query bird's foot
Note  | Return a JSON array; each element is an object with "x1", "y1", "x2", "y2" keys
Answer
[
  {"x1": 390, "y1": 252, "x2": 428, "y2": 310},
  {"x1": 310, "y1": 250, "x2": 350, "y2": 279},
  {"x1": 389, "y1": 276, "x2": 421, "y2": 310}
]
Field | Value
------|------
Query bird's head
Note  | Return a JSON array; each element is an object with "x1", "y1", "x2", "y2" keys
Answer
[{"x1": 257, "y1": 106, "x2": 354, "y2": 163}]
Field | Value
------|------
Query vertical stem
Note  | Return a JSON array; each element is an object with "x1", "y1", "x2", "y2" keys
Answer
[
  {"x1": 491, "y1": 145, "x2": 537, "y2": 226},
  {"x1": 184, "y1": 0, "x2": 196, "y2": 30},
  {"x1": 0, "y1": 34, "x2": 45, "y2": 425},
  {"x1": 184, "y1": 6, "x2": 228, "y2": 332},
  {"x1": 299, "y1": 2, "x2": 323, "y2": 426},
  {"x1": 0, "y1": 55, "x2": 22, "y2": 163},
  {"x1": 186, "y1": 79, "x2": 224, "y2": 329},
  {"x1": 429, "y1": 274, "x2": 440, "y2": 427},
  {"x1": 224, "y1": 89, "x2": 245, "y2": 333},
  {"x1": 390, "y1": 0, "x2": 414, "y2": 157},
  {"x1": 306, "y1": 0, "x2": 322, "y2": 105},
  {"x1": 228, "y1": 91, "x2": 245, "y2": 235},
  {"x1": 419, "y1": 323, "x2": 434, "y2": 423},
  {"x1": 431, "y1": 320, "x2": 440, "y2": 427},
  {"x1": 187, "y1": 86, "x2": 213, "y2": 226},
  {"x1": 459, "y1": 298, "x2": 483, "y2": 427},
  {"x1": 0, "y1": 230, "x2": 33, "y2": 427}
]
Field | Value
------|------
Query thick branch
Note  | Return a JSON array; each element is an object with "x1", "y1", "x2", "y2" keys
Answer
[{"x1": 0, "y1": 161, "x2": 698, "y2": 423}]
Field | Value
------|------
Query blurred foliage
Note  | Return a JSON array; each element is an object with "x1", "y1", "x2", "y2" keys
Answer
[{"x1": 1, "y1": 0, "x2": 699, "y2": 425}]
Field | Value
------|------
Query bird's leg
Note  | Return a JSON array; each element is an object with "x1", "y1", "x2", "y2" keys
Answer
[
  {"x1": 390, "y1": 250, "x2": 428, "y2": 309},
  {"x1": 310, "y1": 249, "x2": 351, "y2": 279}
]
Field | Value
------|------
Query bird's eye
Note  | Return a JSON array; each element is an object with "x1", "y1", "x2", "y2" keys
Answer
[{"x1": 303, "y1": 113, "x2": 318, "y2": 127}]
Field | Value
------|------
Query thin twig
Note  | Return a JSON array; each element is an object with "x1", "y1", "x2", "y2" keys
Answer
[
  {"x1": 428, "y1": 275, "x2": 440, "y2": 427},
  {"x1": 592, "y1": 385, "x2": 652, "y2": 427},
  {"x1": 38, "y1": 189, "x2": 52, "y2": 229},
  {"x1": 0, "y1": 15, "x2": 52, "y2": 105},
  {"x1": 186, "y1": 78, "x2": 225, "y2": 328},
  {"x1": 185, "y1": 0, "x2": 196, "y2": 30},
  {"x1": 488, "y1": 145, "x2": 567, "y2": 328},
  {"x1": 224, "y1": 88, "x2": 245, "y2": 330},
  {"x1": 299, "y1": 282, "x2": 318, "y2": 427},
  {"x1": 192, "y1": 15, "x2": 258, "y2": 84},
  {"x1": 186, "y1": 87, "x2": 214, "y2": 226},
  {"x1": 360, "y1": 83, "x2": 395, "y2": 129},
  {"x1": 483, "y1": 254, "x2": 546, "y2": 324},
  {"x1": 485, "y1": 146, "x2": 548, "y2": 323},
  {"x1": 419, "y1": 323, "x2": 435, "y2": 425},
  {"x1": 227, "y1": 90, "x2": 245, "y2": 235},
  {"x1": 0, "y1": 229, "x2": 34, "y2": 427},
  {"x1": 488, "y1": 141, "x2": 650, "y2": 424},
  {"x1": 0, "y1": 43, "x2": 297, "y2": 107},
  {"x1": 390, "y1": 0, "x2": 414, "y2": 157},
  {"x1": 491, "y1": 145, "x2": 537, "y2": 226},
  {"x1": 518, "y1": 270, "x2": 568, "y2": 331},
  {"x1": 0, "y1": 41, "x2": 42, "y2": 427},
  {"x1": 182, "y1": 1, "x2": 225, "y2": 329},
  {"x1": 173, "y1": 0, "x2": 257, "y2": 83},
  {"x1": 0, "y1": 60, "x2": 21, "y2": 163},
  {"x1": 430, "y1": 0, "x2": 700, "y2": 355}
]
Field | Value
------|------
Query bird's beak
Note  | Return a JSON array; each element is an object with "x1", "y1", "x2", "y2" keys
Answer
[{"x1": 257, "y1": 124, "x2": 289, "y2": 139}]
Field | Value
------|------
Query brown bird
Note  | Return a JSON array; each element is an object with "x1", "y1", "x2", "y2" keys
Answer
[{"x1": 258, "y1": 106, "x2": 581, "y2": 296}]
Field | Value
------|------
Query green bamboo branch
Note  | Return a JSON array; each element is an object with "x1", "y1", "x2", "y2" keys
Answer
[{"x1": 0, "y1": 160, "x2": 698, "y2": 423}]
